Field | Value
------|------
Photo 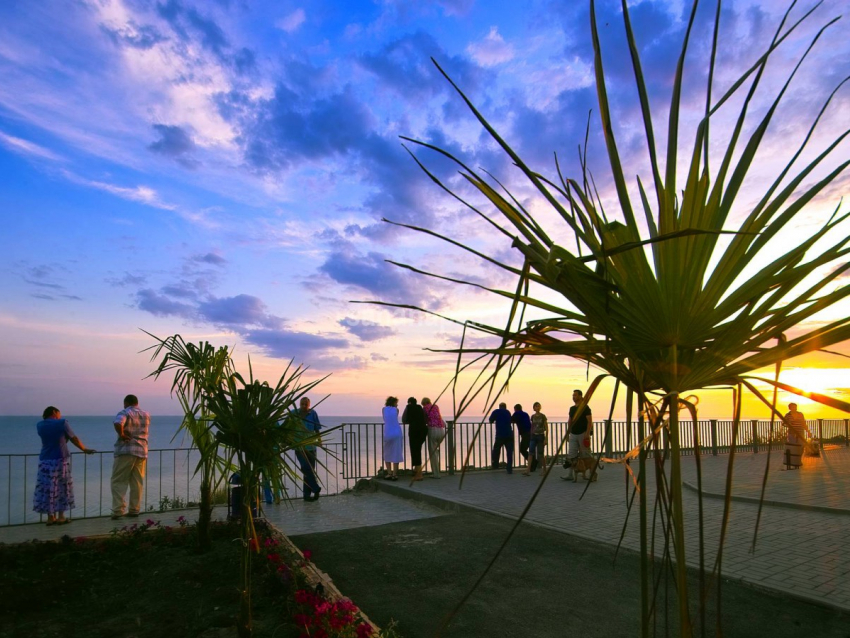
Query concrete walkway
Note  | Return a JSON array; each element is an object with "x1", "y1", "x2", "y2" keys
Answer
[
  {"x1": 2, "y1": 447, "x2": 847, "y2": 615},
  {"x1": 0, "y1": 489, "x2": 446, "y2": 544},
  {"x1": 374, "y1": 446, "x2": 850, "y2": 613}
]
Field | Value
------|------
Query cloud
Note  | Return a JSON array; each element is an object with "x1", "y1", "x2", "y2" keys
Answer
[
  {"x1": 356, "y1": 31, "x2": 484, "y2": 101},
  {"x1": 319, "y1": 249, "x2": 440, "y2": 307},
  {"x1": 466, "y1": 27, "x2": 514, "y2": 67},
  {"x1": 136, "y1": 288, "x2": 195, "y2": 318},
  {"x1": 60, "y1": 169, "x2": 178, "y2": 210},
  {"x1": 160, "y1": 283, "x2": 198, "y2": 299},
  {"x1": 239, "y1": 85, "x2": 375, "y2": 171},
  {"x1": 193, "y1": 252, "x2": 227, "y2": 266},
  {"x1": 100, "y1": 20, "x2": 166, "y2": 50},
  {"x1": 107, "y1": 273, "x2": 147, "y2": 287},
  {"x1": 339, "y1": 317, "x2": 397, "y2": 341},
  {"x1": 371, "y1": 353, "x2": 389, "y2": 362},
  {"x1": 23, "y1": 278, "x2": 63, "y2": 290},
  {"x1": 241, "y1": 328, "x2": 363, "y2": 370},
  {"x1": 0, "y1": 131, "x2": 63, "y2": 161},
  {"x1": 148, "y1": 124, "x2": 199, "y2": 168},
  {"x1": 197, "y1": 294, "x2": 283, "y2": 328},
  {"x1": 276, "y1": 9, "x2": 306, "y2": 33}
]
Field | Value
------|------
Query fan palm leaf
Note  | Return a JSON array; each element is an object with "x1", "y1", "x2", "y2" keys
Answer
[{"x1": 386, "y1": 0, "x2": 850, "y2": 635}]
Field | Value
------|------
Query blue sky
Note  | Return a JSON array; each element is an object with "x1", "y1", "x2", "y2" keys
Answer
[{"x1": 1, "y1": 0, "x2": 848, "y2": 416}]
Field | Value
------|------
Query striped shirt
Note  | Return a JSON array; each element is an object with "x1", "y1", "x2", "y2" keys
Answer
[{"x1": 113, "y1": 406, "x2": 151, "y2": 458}]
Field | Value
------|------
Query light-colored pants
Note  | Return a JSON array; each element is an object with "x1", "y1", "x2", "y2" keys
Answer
[
  {"x1": 568, "y1": 433, "x2": 590, "y2": 460},
  {"x1": 427, "y1": 427, "x2": 446, "y2": 477},
  {"x1": 111, "y1": 454, "x2": 146, "y2": 515}
]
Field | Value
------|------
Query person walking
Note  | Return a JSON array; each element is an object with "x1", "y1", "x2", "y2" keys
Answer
[
  {"x1": 33, "y1": 406, "x2": 96, "y2": 525},
  {"x1": 422, "y1": 397, "x2": 446, "y2": 478},
  {"x1": 783, "y1": 402, "x2": 807, "y2": 469},
  {"x1": 524, "y1": 402, "x2": 548, "y2": 475},
  {"x1": 403, "y1": 397, "x2": 428, "y2": 482},
  {"x1": 110, "y1": 394, "x2": 151, "y2": 519},
  {"x1": 382, "y1": 396, "x2": 404, "y2": 480},
  {"x1": 512, "y1": 403, "x2": 532, "y2": 464},
  {"x1": 294, "y1": 396, "x2": 323, "y2": 502},
  {"x1": 489, "y1": 402, "x2": 515, "y2": 473},
  {"x1": 564, "y1": 389, "x2": 593, "y2": 480}
]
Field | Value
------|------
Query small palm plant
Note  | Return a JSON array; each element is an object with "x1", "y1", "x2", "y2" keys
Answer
[
  {"x1": 144, "y1": 332, "x2": 234, "y2": 552},
  {"x1": 205, "y1": 361, "x2": 324, "y2": 638},
  {"x1": 384, "y1": 0, "x2": 850, "y2": 635}
]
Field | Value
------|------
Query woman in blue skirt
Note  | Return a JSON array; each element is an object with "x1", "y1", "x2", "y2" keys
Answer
[{"x1": 33, "y1": 406, "x2": 96, "y2": 525}]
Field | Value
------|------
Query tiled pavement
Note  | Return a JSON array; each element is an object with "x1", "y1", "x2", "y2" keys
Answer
[
  {"x1": 2, "y1": 447, "x2": 848, "y2": 614},
  {"x1": 0, "y1": 490, "x2": 446, "y2": 544},
  {"x1": 374, "y1": 446, "x2": 850, "y2": 613}
]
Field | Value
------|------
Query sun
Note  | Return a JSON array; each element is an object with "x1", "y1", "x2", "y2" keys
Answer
[{"x1": 773, "y1": 368, "x2": 850, "y2": 406}]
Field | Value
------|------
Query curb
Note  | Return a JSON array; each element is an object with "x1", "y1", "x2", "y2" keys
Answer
[
  {"x1": 264, "y1": 522, "x2": 383, "y2": 635},
  {"x1": 681, "y1": 480, "x2": 850, "y2": 517}
]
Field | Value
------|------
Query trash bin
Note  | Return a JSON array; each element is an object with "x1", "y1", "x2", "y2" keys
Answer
[
  {"x1": 228, "y1": 473, "x2": 242, "y2": 521},
  {"x1": 228, "y1": 472, "x2": 260, "y2": 521}
]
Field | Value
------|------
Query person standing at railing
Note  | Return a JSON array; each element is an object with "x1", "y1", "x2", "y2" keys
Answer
[
  {"x1": 34, "y1": 406, "x2": 96, "y2": 525},
  {"x1": 422, "y1": 397, "x2": 446, "y2": 479},
  {"x1": 783, "y1": 403, "x2": 808, "y2": 470},
  {"x1": 512, "y1": 404, "x2": 532, "y2": 465},
  {"x1": 294, "y1": 396, "x2": 323, "y2": 502},
  {"x1": 382, "y1": 396, "x2": 403, "y2": 481},
  {"x1": 110, "y1": 394, "x2": 151, "y2": 519},
  {"x1": 564, "y1": 389, "x2": 593, "y2": 481},
  {"x1": 489, "y1": 402, "x2": 515, "y2": 474},
  {"x1": 523, "y1": 402, "x2": 548, "y2": 476},
  {"x1": 403, "y1": 397, "x2": 427, "y2": 482}
]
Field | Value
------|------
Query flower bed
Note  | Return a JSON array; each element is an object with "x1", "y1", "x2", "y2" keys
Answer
[{"x1": 0, "y1": 518, "x2": 394, "y2": 638}]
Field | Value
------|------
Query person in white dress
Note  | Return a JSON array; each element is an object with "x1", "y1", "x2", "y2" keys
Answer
[{"x1": 382, "y1": 396, "x2": 404, "y2": 480}]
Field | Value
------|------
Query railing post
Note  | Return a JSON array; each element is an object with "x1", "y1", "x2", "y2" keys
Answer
[
  {"x1": 710, "y1": 420, "x2": 718, "y2": 456},
  {"x1": 818, "y1": 418, "x2": 823, "y2": 448},
  {"x1": 604, "y1": 419, "x2": 613, "y2": 458},
  {"x1": 447, "y1": 420, "x2": 455, "y2": 476},
  {"x1": 845, "y1": 419, "x2": 849, "y2": 447},
  {"x1": 751, "y1": 419, "x2": 759, "y2": 454}
]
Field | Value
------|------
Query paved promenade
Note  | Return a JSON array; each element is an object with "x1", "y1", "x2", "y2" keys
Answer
[
  {"x1": 0, "y1": 489, "x2": 446, "y2": 544},
  {"x1": 375, "y1": 446, "x2": 850, "y2": 613},
  {"x1": 2, "y1": 446, "x2": 847, "y2": 615}
]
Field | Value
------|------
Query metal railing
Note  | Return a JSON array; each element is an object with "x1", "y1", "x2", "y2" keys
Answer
[
  {"x1": 340, "y1": 418, "x2": 850, "y2": 479},
  {"x1": 3, "y1": 419, "x2": 847, "y2": 527},
  {"x1": 0, "y1": 442, "x2": 349, "y2": 527}
]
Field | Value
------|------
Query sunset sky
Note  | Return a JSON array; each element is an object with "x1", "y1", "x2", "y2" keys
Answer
[{"x1": 1, "y1": 0, "x2": 849, "y2": 418}]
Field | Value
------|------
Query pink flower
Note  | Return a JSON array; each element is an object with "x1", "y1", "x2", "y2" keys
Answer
[
  {"x1": 338, "y1": 600, "x2": 358, "y2": 613},
  {"x1": 266, "y1": 552, "x2": 280, "y2": 563},
  {"x1": 356, "y1": 623, "x2": 374, "y2": 638},
  {"x1": 146, "y1": 519, "x2": 156, "y2": 526},
  {"x1": 302, "y1": 549, "x2": 313, "y2": 561}
]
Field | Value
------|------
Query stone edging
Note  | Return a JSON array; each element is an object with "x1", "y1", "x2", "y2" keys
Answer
[
  {"x1": 263, "y1": 521, "x2": 383, "y2": 635},
  {"x1": 681, "y1": 480, "x2": 850, "y2": 517}
]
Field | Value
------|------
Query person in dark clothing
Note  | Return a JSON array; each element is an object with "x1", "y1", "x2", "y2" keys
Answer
[
  {"x1": 512, "y1": 404, "x2": 532, "y2": 462},
  {"x1": 564, "y1": 389, "x2": 593, "y2": 480},
  {"x1": 403, "y1": 397, "x2": 428, "y2": 481},
  {"x1": 489, "y1": 402, "x2": 515, "y2": 473}
]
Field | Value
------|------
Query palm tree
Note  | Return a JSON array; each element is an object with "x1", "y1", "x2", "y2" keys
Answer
[
  {"x1": 144, "y1": 332, "x2": 234, "y2": 552},
  {"x1": 381, "y1": 1, "x2": 850, "y2": 635},
  {"x1": 205, "y1": 360, "x2": 325, "y2": 638}
]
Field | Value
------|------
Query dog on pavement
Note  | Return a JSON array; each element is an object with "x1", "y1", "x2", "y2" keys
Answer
[{"x1": 564, "y1": 455, "x2": 602, "y2": 482}]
